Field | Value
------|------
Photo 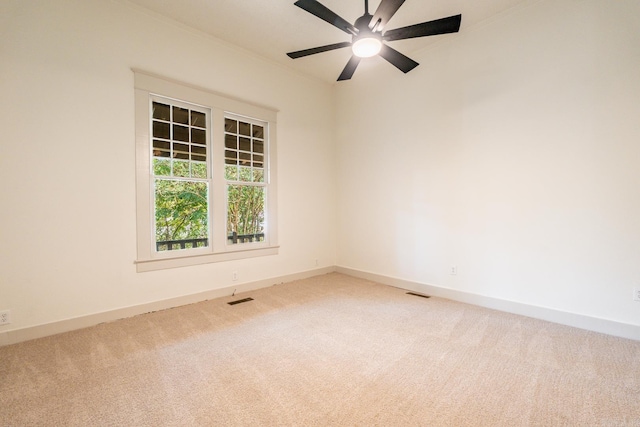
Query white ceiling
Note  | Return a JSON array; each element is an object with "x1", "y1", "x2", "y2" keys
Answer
[{"x1": 125, "y1": 0, "x2": 531, "y2": 83}]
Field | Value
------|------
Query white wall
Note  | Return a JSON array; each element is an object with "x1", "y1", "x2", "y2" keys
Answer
[
  {"x1": 335, "y1": 0, "x2": 640, "y2": 329},
  {"x1": 2, "y1": 0, "x2": 638, "y2": 344},
  {"x1": 0, "y1": 0, "x2": 336, "y2": 340}
]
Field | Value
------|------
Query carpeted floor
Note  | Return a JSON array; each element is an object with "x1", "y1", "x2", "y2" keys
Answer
[{"x1": 1, "y1": 273, "x2": 639, "y2": 426}]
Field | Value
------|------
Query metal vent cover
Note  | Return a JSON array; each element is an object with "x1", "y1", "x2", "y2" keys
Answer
[
  {"x1": 228, "y1": 297, "x2": 254, "y2": 306},
  {"x1": 406, "y1": 292, "x2": 431, "y2": 299}
]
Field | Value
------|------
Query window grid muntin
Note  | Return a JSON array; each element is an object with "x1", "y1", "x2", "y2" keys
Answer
[
  {"x1": 224, "y1": 115, "x2": 266, "y2": 183},
  {"x1": 152, "y1": 99, "x2": 209, "y2": 180}
]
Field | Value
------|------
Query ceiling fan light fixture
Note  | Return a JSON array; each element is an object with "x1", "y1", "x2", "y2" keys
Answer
[
  {"x1": 287, "y1": 0, "x2": 462, "y2": 81},
  {"x1": 352, "y1": 35, "x2": 382, "y2": 58}
]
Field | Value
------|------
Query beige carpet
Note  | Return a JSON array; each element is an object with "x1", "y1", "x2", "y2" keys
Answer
[{"x1": 1, "y1": 273, "x2": 639, "y2": 426}]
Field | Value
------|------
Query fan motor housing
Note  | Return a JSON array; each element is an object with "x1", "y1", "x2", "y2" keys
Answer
[{"x1": 354, "y1": 13, "x2": 375, "y2": 33}]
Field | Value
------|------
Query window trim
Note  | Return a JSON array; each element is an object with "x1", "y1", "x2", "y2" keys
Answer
[{"x1": 133, "y1": 70, "x2": 278, "y2": 272}]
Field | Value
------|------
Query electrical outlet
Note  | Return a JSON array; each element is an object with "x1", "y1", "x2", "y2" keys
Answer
[
  {"x1": 450, "y1": 265, "x2": 457, "y2": 275},
  {"x1": 633, "y1": 287, "x2": 640, "y2": 302},
  {"x1": 232, "y1": 271, "x2": 238, "y2": 281},
  {"x1": 315, "y1": 259, "x2": 319, "y2": 267},
  {"x1": 0, "y1": 310, "x2": 11, "y2": 325}
]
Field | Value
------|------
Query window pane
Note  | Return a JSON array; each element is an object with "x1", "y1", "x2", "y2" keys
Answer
[
  {"x1": 225, "y1": 134, "x2": 237, "y2": 149},
  {"x1": 192, "y1": 128, "x2": 206, "y2": 145},
  {"x1": 239, "y1": 153, "x2": 251, "y2": 170},
  {"x1": 173, "y1": 160, "x2": 189, "y2": 177},
  {"x1": 153, "y1": 140, "x2": 170, "y2": 158},
  {"x1": 191, "y1": 144, "x2": 206, "y2": 163},
  {"x1": 252, "y1": 169, "x2": 264, "y2": 183},
  {"x1": 173, "y1": 106, "x2": 189, "y2": 124},
  {"x1": 191, "y1": 111, "x2": 206, "y2": 128},
  {"x1": 153, "y1": 121, "x2": 170, "y2": 139},
  {"x1": 238, "y1": 166, "x2": 251, "y2": 182},
  {"x1": 239, "y1": 137, "x2": 251, "y2": 152},
  {"x1": 225, "y1": 165, "x2": 237, "y2": 181},
  {"x1": 252, "y1": 125, "x2": 264, "y2": 139},
  {"x1": 173, "y1": 124, "x2": 189, "y2": 142},
  {"x1": 225, "y1": 118, "x2": 237, "y2": 133},
  {"x1": 191, "y1": 145, "x2": 206, "y2": 156},
  {"x1": 152, "y1": 102, "x2": 170, "y2": 121},
  {"x1": 155, "y1": 179, "x2": 209, "y2": 252},
  {"x1": 239, "y1": 121, "x2": 250, "y2": 136},
  {"x1": 227, "y1": 185, "x2": 265, "y2": 244},
  {"x1": 191, "y1": 145, "x2": 207, "y2": 162},
  {"x1": 192, "y1": 163, "x2": 207, "y2": 179},
  {"x1": 225, "y1": 150, "x2": 237, "y2": 165},
  {"x1": 153, "y1": 158, "x2": 171, "y2": 176},
  {"x1": 153, "y1": 140, "x2": 170, "y2": 151},
  {"x1": 173, "y1": 142, "x2": 188, "y2": 155},
  {"x1": 253, "y1": 141, "x2": 264, "y2": 154}
]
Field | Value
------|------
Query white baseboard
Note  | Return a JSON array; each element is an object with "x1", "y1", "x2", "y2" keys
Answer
[
  {"x1": 2, "y1": 265, "x2": 638, "y2": 346},
  {"x1": 336, "y1": 266, "x2": 640, "y2": 341},
  {"x1": 0, "y1": 266, "x2": 335, "y2": 347}
]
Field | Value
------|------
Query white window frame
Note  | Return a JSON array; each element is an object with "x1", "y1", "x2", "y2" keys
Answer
[{"x1": 134, "y1": 70, "x2": 278, "y2": 272}]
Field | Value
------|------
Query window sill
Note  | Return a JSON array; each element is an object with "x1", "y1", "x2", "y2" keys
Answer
[{"x1": 135, "y1": 245, "x2": 279, "y2": 272}]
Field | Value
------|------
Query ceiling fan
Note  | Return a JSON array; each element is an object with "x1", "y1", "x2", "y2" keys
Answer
[{"x1": 287, "y1": 0, "x2": 462, "y2": 81}]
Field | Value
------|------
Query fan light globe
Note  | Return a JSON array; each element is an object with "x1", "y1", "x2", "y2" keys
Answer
[{"x1": 352, "y1": 37, "x2": 382, "y2": 58}]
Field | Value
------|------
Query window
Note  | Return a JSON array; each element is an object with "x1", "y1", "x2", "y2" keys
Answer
[
  {"x1": 134, "y1": 71, "x2": 278, "y2": 272},
  {"x1": 152, "y1": 99, "x2": 210, "y2": 252}
]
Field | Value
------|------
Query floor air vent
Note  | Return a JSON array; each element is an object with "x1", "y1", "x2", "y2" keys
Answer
[
  {"x1": 228, "y1": 297, "x2": 254, "y2": 306},
  {"x1": 406, "y1": 292, "x2": 431, "y2": 299}
]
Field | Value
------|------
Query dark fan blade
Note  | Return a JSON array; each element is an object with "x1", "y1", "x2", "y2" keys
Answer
[
  {"x1": 294, "y1": 0, "x2": 357, "y2": 35},
  {"x1": 378, "y1": 44, "x2": 418, "y2": 73},
  {"x1": 287, "y1": 42, "x2": 352, "y2": 59},
  {"x1": 337, "y1": 56, "x2": 361, "y2": 81},
  {"x1": 383, "y1": 14, "x2": 461, "y2": 42},
  {"x1": 369, "y1": 0, "x2": 406, "y2": 32}
]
